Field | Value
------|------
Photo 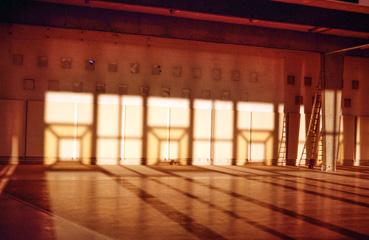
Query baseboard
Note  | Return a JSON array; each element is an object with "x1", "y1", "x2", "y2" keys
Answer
[
  {"x1": 342, "y1": 159, "x2": 354, "y2": 166},
  {"x1": 0, "y1": 156, "x2": 44, "y2": 164},
  {"x1": 285, "y1": 159, "x2": 296, "y2": 166},
  {"x1": 360, "y1": 159, "x2": 369, "y2": 166}
]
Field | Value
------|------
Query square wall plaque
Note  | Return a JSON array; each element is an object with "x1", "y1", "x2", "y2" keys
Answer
[
  {"x1": 13, "y1": 54, "x2": 23, "y2": 66},
  {"x1": 287, "y1": 75, "x2": 295, "y2": 85},
  {"x1": 23, "y1": 78, "x2": 35, "y2": 90},
  {"x1": 118, "y1": 84, "x2": 128, "y2": 94},
  {"x1": 37, "y1": 56, "x2": 48, "y2": 68},
  {"x1": 61, "y1": 57, "x2": 72, "y2": 69},
  {"x1": 108, "y1": 63, "x2": 118, "y2": 73},
  {"x1": 85, "y1": 58, "x2": 96, "y2": 71},
  {"x1": 344, "y1": 98, "x2": 351, "y2": 108},
  {"x1": 96, "y1": 83, "x2": 106, "y2": 93},
  {"x1": 72, "y1": 82, "x2": 83, "y2": 92},
  {"x1": 182, "y1": 88, "x2": 191, "y2": 98},
  {"x1": 212, "y1": 68, "x2": 221, "y2": 81},
  {"x1": 192, "y1": 67, "x2": 202, "y2": 79},
  {"x1": 201, "y1": 89, "x2": 211, "y2": 99},
  {"x1": 140, "y1": 86, "x2": 149, "y2": 96},
  {"x1": 161, "y1": 87, "x2": 170, "y2": 97},
  {"x1": 352, "y1": 80, "x2": 359, "y2": 90},
  {"x1": 48, "y1": 80, "x2": 59, "y2": 91},
  {"x1": 231, "y1": 70, "x2": 240, "y2": 82},
  {"x1": 152, "y1": 64, "x2": 162, "y2": 75},
  {"x1": 304, "y1": 76, "x2": 312, "y2": 86},
  {"x1": 130, "y1": 63, "x2": 140, "y2": 74},
  {"x1": 172, "y1": 66, "x2": 182, "y2": 78},
  {"x1": 295, "y1": 95, "x2": 303, "y2": 105},
  {"x1": 250, "y1": 72, "x2": 258, "y2": 83}
]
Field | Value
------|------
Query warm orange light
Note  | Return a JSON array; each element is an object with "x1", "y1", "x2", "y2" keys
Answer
[
  {"x1": 236, "y1": 102, "x2": 274, "y2": 164},
  {"x1": 147, "y1": 97, "x2": 189, "y2": 165},
  {"x1": 44, "y1": 92, "x2": 93, "y2": 165}
]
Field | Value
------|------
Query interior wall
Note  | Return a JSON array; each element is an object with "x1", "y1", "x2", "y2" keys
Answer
[
  {"x1": 4, "y1": 23, "x2": 361, "y2": 166},
  {"x1": 343, "y1": 57, "x2": 369, "y2": 165},
  {"x1": 0, "y1": 100, "x2": 24, "y2": 162}
]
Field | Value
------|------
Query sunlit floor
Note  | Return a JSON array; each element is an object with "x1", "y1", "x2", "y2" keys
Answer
[{"x1": 1, "y1": 164, "x2": 369, "y2": 240}]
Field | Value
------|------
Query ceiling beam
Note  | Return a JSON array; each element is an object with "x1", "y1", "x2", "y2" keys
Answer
[
  {"x1": 272, "y1": 0, "x2": 369, "y2": 14},
  {"x1": 36, "y1": 0, "x2": 369, "y2": 39},
  {"x1": 326, "y1": 43, "x2": 369, "y2": 54}
]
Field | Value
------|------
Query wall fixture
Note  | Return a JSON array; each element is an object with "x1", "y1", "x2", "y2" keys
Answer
[
  {"x1": 86, "y1": 58, "x2": 96, "y2": 71},
  {"x1": 182, "y1": 88, "x2": 191, "y2": 98},
  {"x1": 295, "y1": 95, "x2": 303, "y2": 105},
  {"x1": 140, "y1": 86, "x2": 149, "y2": 96},
  {"x1": 352, "y1": 80, "x2": 359, "y2": 90},
  {"x1": 161, "y1": 87, "x2": 170, "y2": 97},
  {"x1": 72, "y1": 81, "x2": 83, "y2": 92},
  {"x1": 212, "y1": 68, "x2": 221, "y2": 81},
  {"x1": 61, "y1": 57, "x2": 72, "y2": 69},
  {"x1": 231, "y1": 70, "x2": 241, "y2": 82},
  {"x1": 172, "y1": 66, "x2": 182, "y2": 78},
  {"x1": 23, "y1": 78, "x2": 35, "y2": 90},
  {"x1": 152, "y1": 64, "x2": 162, "y2": 75},
  {"x1": 201, "y1": 89, "x2": 211, "y2": 98},
  {"x1": 130, "y1": 63, "x2": 140, "y2": 74},
  {"x1": 222, "y1": 90, "x2": 231, "y2": 100},
  {"x1": 118, "y1": 84, "x2": 128, "y2": 94},
  {"x1": 250, "y1": 72, "x2": 258, "y2": 83},
  {"x1": 37, "y1": 56, "x2": 48, "y2": 68},
  {"x1": 287, "y1": 75, "x2": 295, "y2": 85},
  {"x1": 344, "y1": 98, "x2": 352, "y2": 108},
  {"x1": 13, "y1": 54, "x2": 23, "y2": 66},
  {"x1": 47, "y1": 80, "x2": 59, "y2": 91},
  {"x1": 304, "y1": 76, "x2": 312, "y2": 86},
  {"x1": 192, "y1": 67, "x2": 202, "y2": 79},
  {"x1": 108, "y1": 62, "x2": 118, "y2": 72},
  {"x1": 96, "y1": 83, "x2": 106, "y2": 93}
]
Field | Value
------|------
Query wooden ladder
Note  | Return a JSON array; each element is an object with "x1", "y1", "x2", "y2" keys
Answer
[
  {"x1": 277, "y1": 114, "x2": 287, "y2": 166},
  {"x1": 298, "y1": 89, "x2": 323, "y2": 168}
]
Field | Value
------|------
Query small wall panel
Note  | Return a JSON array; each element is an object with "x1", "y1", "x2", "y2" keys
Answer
[
  {"x1": 26, "y1": 101, "x2": 45, "y2": 161},
  {"x1": 0, "y1": 100, "x2": 24, "y2": 162}
]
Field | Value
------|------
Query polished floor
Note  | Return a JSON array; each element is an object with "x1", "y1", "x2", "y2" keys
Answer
[{"x1": 1, "y1": 164, "x2": 369, "y2": 239}]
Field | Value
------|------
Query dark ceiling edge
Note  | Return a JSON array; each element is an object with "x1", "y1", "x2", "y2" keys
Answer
[
  {"x1": 2, "y1": 22, "x2": 323, "y2": 54},
  {"x1": 0, "y1": 1, "x2": 368, "y2": 57},
  {"x1": 98, "y1": 0, "x2": 369, "y2": 32}
]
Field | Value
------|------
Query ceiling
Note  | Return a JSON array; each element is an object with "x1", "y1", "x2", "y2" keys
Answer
[
  {"x1": 34, "y1": 0, "x2": 369, "y2": 39},
  {"x1": 1, "y1": 0, "x2": 368, "y2": 55}
]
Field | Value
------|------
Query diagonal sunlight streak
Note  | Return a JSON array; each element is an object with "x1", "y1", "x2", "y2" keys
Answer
[{"x1": 0, "y1": 165, "x2": 18, "y2": 194}]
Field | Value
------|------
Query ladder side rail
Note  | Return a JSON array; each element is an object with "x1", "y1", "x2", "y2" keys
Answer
[{"x1": 298, "y1": 89, "x2": 321, "y2": 167}]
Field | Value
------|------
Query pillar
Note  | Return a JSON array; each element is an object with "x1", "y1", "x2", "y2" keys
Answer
[
  {"x1": 286, "y1": 112, "x2": 300, "y2": 165},
  {"x1": 342, "y1": 115, "x2": 355, "y2": 166},
  {"x1": 321, "y1": 54, "x2": 344, "y2": 172},
  {"x1": 359, "y1": 117, "x2": 369, "y2": 165}
]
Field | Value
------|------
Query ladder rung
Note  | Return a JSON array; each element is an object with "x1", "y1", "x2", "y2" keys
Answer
[{"x1": 298, "y1": 88, "x2": 323, "y2": 167}]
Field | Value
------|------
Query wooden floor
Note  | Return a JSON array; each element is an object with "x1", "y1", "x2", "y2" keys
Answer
[{"x1": 1, "y1": 164, "x2": 369, "y2": 239}]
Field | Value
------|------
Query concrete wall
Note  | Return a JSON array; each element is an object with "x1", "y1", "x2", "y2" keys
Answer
[
  {"x1": 342, "y1": 57, "x2": 369, "y2": 165},
  {"x1": 2, "y1": 24, "x2": 367, "y2": 166}
]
